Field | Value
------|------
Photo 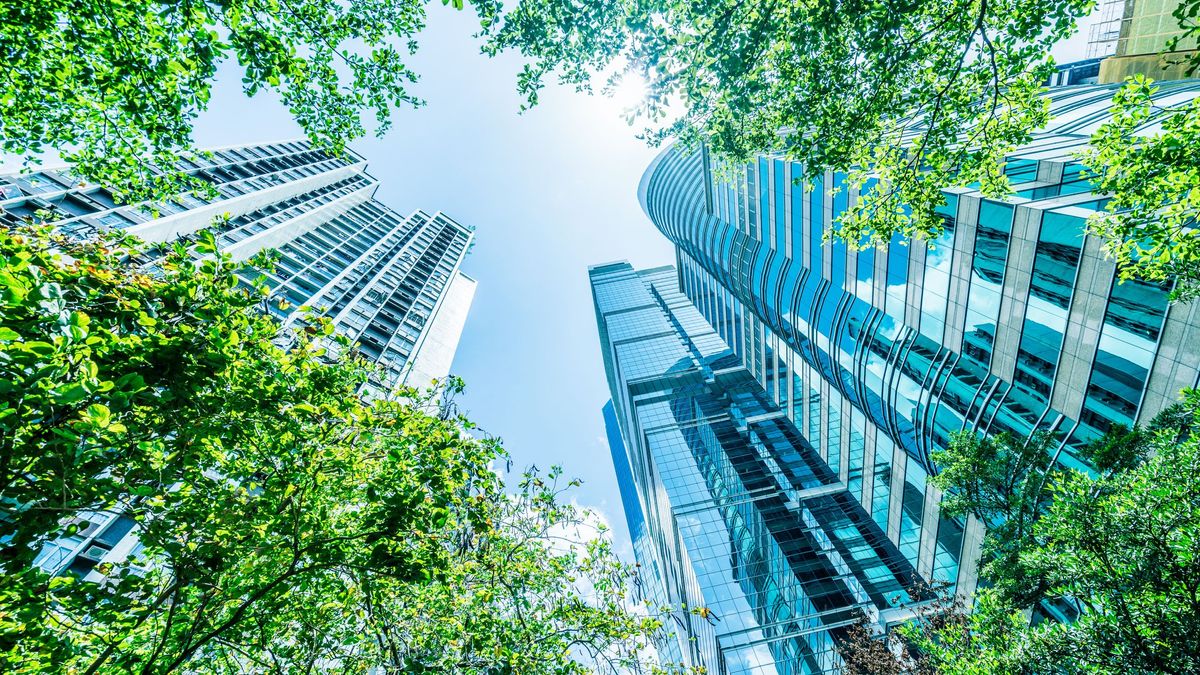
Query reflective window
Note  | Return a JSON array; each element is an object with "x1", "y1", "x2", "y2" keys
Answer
[
  {"x1": 1014, "y1": 211, "x2": 1083, "y2": 402},
  {"x1": 962, "y1": 201, "x2": 1013, "y2": 368},
  {"x1": 885, "y1": 234, "x2": 908, "y2": 321},
  {"x1": 899, "y1": 458, "x2": 926, "y2": 565},
  {"x1": 810, "y1": 175, "x2": 824, "y2": 276},
  {"x1": 919, "y1": 216, "x2": 956, "y2": 340},
  {"x1": 1080, "y1": 275, "x2": 1170, "y2": 433},
  {"x1": 847, "y1": 408, "x2": 866, "y2": 501},
  {"x1": 871, "y1": 434, "x2": 894, "y2": 532}
]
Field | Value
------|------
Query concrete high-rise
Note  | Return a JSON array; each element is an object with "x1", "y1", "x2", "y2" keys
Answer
[
  {"x1": 0, "y1": 140, "x2": 474, "y2": 395},
  {"x1": 2, "y1": 139, "x2": 476, "y2": 576}
]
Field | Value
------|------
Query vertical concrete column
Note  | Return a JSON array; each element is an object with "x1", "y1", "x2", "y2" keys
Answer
[
  {"x1": 1049, "y1": 233, "x2": 1114, "y2": 420},
  {"x1": 991, "y1": 205, "x2": 1039, "y2": 382}
]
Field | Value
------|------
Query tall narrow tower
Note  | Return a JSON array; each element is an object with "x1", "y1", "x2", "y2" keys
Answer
[{"x1": 592, "y1": 262, "x2": 923, "y2": 674}]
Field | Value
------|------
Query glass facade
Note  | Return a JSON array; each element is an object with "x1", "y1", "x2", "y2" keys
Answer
[
  {"x1": 635, "y1": 80, "x2": 1200, "y2": 650},
  {"x1": 1116, "y1": 0, "x2": 1198, "y2": 56},
  {"x1": 593, "y1": 263, "x2": 925, "y2": 675},
  {"x1": 4, "y1": 140, "x2": 476, "y2": 578},
  {"x1": 604, "y1": 400, "x2": 687, "y2": 666}
]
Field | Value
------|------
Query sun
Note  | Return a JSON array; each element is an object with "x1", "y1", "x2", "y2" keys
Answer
[{"x1": 607, "y1": 71, "x2": 650, "y2": 113}]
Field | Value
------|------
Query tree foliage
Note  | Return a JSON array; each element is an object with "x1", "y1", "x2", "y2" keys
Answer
[
  {"x1": 931, "y1": 431, "x2": 1057, "y2": 608},
  {"x1": 0, "y1": 226, "x2": 686, "y2": 674},
  {"x1": 838, "y1": 587, "x2": 1037, "y2": 675},
  {"x1": 364, "y1": 467, "x2": 681, "y2": 674},
  {"x1": 483, "y1": 0, "x2": 1093, "y2": 248},
  {"x1": 1168, "y1": 0, "x2": 1200, "y2": 74},
  {"x1": 7, "y1": 0, "x2": 1198, "y2": 296},
  {"x1": 1, "y1": 0, "x2": 502, "y2": 200},
  {"x1": 858, "y1": 391, "x2": 1200, "y2": 674},
  {"x1": 1083, "y1": 76, "x2": 1200, "y2": 301},
  {"x1": 483, "y1": 0, "x2": 1200, "y2": 300}
]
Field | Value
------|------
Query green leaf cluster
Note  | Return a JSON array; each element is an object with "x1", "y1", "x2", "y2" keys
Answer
[
  {"x1": 1083, "y1": 76, "x2": 1200, "y2": 302},
  {"x1": 912, "y1": 391, "x2": 1200, "y2": 674},
  {"x1": 1, "y1": 0, "x2": 503, "y2": 201},
  {"x1": 0, "y1": 227, "x2": 690, "y2": 674}
]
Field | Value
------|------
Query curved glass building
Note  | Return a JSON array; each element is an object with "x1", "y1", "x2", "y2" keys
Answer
[
  {"x1": 592, "y1": 263, "x2": 926, "y2": 674},
  {"x1": 628, "y1": 78, "x2": 1200, "y2": 639}
]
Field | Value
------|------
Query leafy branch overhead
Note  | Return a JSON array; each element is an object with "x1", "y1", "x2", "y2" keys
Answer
[
  {"x1": 1084, "y1": 77, "x2": 1200, "y2": 301},
  {"x1": 483, "y1": 0, "x2": 1200, "y2": 300},
  {"x1": 482, "y1": 0, "x2": 1094, "y2": 246},
  {"x1": 1, "y1": 0, "x2": 503, "y2": 201},
  {"x1": 6, "y1": 0, "x2": 1199, "y2": 298}
]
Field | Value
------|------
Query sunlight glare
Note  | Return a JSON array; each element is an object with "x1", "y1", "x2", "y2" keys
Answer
[{"x1": 608, "y1": 71, "x2": 650, "y2": 113}]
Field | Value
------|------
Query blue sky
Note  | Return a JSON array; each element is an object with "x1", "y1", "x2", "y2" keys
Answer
[
  {"x1": 193, "y1": 5, "x2": 674, "y2": 550},
  {"x1": 192, "y1": 7, "x2": 1099, "y2": 552}
]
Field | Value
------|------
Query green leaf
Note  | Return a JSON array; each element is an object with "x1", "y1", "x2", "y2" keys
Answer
[
  {"x1": 56, "y1": 383, "x2": 88, "y2": 405},
  {"x1": 85, "y1": 403, "x2": 111, "y2": 427},
  {"x1": 23, "y1": 341, "x2": 56, "y2": 356}
]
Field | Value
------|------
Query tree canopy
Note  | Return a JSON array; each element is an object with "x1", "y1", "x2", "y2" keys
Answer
[
  {"x1": 482, "y1": 0, "x2": 1200, "y2": 299},
  {"x1": 483, "y1": 0, "x2": 1093, "y2": 243},
  {"x1": 1085, "y1": 77, "x2": 1200, "y2": 301},
  {"x1": 6, "y1": 0, "x2": 1199, "y2": 295},
  {"x1": 837, "y1": 392, "x2": 1200, "y2": 674},
  {"x1": 1, "y1": 0, "x2": 503, "y2": 200},
  {"x1": 0, "y1": 226, "x2": 687, "y2": 674}
]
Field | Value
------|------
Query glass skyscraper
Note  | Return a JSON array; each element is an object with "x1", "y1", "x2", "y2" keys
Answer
[
  {"x1": 2, "y1": 139, "x2": 476, "y2": 577},
  {"x1": 593, "y1": 263, "x2": 925, "y2": 674},
  {"x1": 599, "y1": 80, "x2": 1200, "y2": 673}
]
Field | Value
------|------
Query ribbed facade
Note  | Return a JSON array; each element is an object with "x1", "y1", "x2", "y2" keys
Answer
[
  {"x1": 4, "y1": 140, "x2": 476, "y2": 577},
  {"x1": 0, "y1": 140, "x2": 474, "y2": 393},
  {"x1": 636, "y1": 80, "x2": 1200, "y2": 622},
  {"x1": 592, "y1": 263, "x2": 925, "y2": 675}
]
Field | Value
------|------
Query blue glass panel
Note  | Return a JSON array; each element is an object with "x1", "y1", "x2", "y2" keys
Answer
[{"x1": 810, "y1": 174, "x2": 824, "y2": 276}]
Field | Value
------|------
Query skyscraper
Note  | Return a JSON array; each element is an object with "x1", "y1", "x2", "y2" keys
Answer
[
  {"x1": 599, "y1": 80, "x2": 1200, "y2": 673},
  {"x1": 1098, "y1": 0, "x2": 1199, "y2": 82},
  {"x1": 602, "y1": 400, "x2": 686, "y2": 667},
  {"x1": 593, "y1": 262, "x2": 927, "y2": 675},
  {"x1": 0, "y1": 140, "x2": 474, "y2": 394},
  {"x1": 1085, "y1": 0, "x2": 1125, "y2": 59},
  {"x1": 2, "y1": 139, "x2": 476, "y2": 577}
]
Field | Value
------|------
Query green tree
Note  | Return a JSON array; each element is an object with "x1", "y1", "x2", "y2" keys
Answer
[
  {"x1": 1, "y1": 0, "x2": 503, "y2": 200},
  {"x1": 483, "y1": 0, "x2": 1200, "y2": 301},
  {"x1": 930, "y1": 431, "x2": 1058, "y2": 609},
  {"x1": 483, "y1": 0, "x2": 1093, "y2": 248},
  {"x1": 0, "y1": 226, "x2": 687, "y2": 673},
  {"x1": 358, "y1": 466, "x2": 683, "y2": 674},
  {"x1": 880, "y1": 391, "x2": 1200, "y2": 674},
  {"x1": 838, "y1": 588, "x2": 1036, "y2": 675},
  {"x1": 1083, "y1": 76, "x2": 1200, "y2": 301}
]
